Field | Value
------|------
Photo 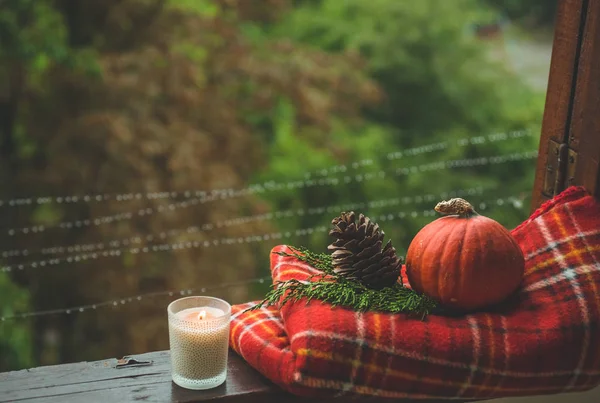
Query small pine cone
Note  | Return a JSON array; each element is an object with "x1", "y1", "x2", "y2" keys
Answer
[{"x1": 327, "y1": 211, "x2": 401, "y2": 289}]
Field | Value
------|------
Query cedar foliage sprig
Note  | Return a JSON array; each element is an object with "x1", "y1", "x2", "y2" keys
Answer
[{"x1": 249, "y1": 246, "x2": 437, "y2": 319}]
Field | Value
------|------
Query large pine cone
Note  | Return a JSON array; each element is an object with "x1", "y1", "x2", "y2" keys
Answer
[{"x1": 327, "y1": 211, "x2": 401, "y2": 289}]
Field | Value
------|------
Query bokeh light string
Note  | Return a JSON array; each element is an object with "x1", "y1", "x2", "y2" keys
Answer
[
  {"x1": 1, "y1": 186, "x2": 485, "y2": 259},
  {"x1": 1, "y1": 186, "x2": 489, "y2": 269},
  {"x1": 1, "y1": 192, "x2": 525, "y2": 273},
  {"x1": 0, "y1": 128, "x2": 533, "y2": 209},
  {"x1": 3, "y1": 149, "x2": 538, "y2": 236}
]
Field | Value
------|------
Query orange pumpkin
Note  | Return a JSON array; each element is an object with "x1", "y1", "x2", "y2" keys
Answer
[{"x1": 405, "y1": 198, "x2": 524, "y2": 311}]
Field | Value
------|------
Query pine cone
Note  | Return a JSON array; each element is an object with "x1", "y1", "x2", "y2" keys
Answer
[{"x1": 327, "y1": 211, "x2": 401, "y2": 289}]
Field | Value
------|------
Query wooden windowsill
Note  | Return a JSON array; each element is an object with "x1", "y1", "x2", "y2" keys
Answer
[{"x1": 0, "y1": 350, "x2": 466, "y2": 403}]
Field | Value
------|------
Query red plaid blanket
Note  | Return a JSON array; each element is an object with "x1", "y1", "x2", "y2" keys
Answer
[{"x1": 230, "y1": 187, "x2": 600, "y2": 399}]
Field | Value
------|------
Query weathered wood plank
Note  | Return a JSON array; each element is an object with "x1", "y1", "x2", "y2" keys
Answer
[
  {"x1": 0, "y1": 355, "x2": 166, "y2": 395},
  {"x1": 0, "y1": 350, "x2": 466, "y2": 403},
  {"x1": 0, "y1": 351, "x2": 280, "y2": 403}
]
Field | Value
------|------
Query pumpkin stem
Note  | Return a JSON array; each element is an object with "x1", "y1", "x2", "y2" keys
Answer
[{"x1": 434, "y1": 198, "x2": 477, "y2": 217}]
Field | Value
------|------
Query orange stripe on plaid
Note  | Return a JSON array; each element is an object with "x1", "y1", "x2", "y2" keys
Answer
[
  {"x1": 474, "y1": 315, "x2": 496, "y2": 398},
  {"x1": 363, "y1": 313, "x2": 381, "y2": 388},
  {"x1": 489, "y1": 316, "x2": 510, "y2": 396},
  {"x1": 296, "y1": 348, "x2": 593, "y2": 395},
  {"x1": 349, "y1": 312, "x2": 365, "y2": 386},
  {"x1": 379, "y1": 315, "x2": 395, "y2": 396},
  {"x1": 457, "y1": 316, "x2": 480, "y2": 397},
  {"x1": 525, "y1": 244, "x2": 600, "y2": 276}
]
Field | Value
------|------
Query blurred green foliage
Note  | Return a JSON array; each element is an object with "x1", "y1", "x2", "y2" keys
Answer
[
  {"x1": 0, "y1": 0, "x2": 67, "y2": 63},
  {"x1": 0, "y1": 273, "x2": 33, "y2": 370},
  {"x1": 0, "y1": 0, "x2": 100, "y2": 75}
]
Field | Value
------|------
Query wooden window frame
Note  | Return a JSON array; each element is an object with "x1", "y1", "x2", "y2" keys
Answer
[
  {"x1": 2, "y1": 1, "x2": 600, "y2": 402},
  {"x1": 532, "y1": 0, "x2": 600, "y2": 210}
]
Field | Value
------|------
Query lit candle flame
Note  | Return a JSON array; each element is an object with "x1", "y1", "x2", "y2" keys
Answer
[{"x1": 197, "y1": 310, "x2": 207, "y2": 320}]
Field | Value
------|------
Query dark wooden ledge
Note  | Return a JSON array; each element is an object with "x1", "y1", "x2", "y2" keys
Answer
[{"x1": 0, "y1": 350, "x2": 463, "y2": 403}]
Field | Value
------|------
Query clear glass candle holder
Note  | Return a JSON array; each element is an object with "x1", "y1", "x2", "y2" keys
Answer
[{"x1": 167, "y1": 296, "x2": 231, "y2": 390}]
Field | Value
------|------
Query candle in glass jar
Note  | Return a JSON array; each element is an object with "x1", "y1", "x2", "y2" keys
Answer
[{"x1": 168, "y1": 297, "x2": 231, "y2": 390}]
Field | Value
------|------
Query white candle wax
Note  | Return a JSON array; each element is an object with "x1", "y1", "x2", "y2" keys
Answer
[{"x1": 168, "y1": 298, "x2": 231, "y2": 390}]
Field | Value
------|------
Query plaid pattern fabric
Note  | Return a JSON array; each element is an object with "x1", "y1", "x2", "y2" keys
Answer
[{"x1": 230, "y1": 186, "x2": 600, "y2": 399}]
